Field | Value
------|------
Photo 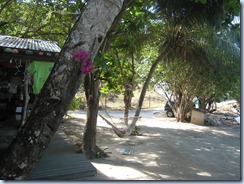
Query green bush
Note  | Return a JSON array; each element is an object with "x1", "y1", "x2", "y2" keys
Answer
[{"x1": 69, "y1": 96, "x2": 85, "y2": 110}]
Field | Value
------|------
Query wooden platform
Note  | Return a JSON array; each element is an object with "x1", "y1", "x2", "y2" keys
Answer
[{"x1": 30, "y1": 131, "x2": 97, "y2": 180}]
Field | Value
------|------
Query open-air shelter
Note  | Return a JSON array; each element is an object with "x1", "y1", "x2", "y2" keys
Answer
[
  {"x1": 0, "y1": 34, "x2": 61, "y2": 127},
  {"x1": 0, "y1": 35, "x2": 97, "y2": 180}
]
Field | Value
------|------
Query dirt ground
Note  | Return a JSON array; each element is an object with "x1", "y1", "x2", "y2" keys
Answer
[{"x1": 59, "y1": 102, "x2": 240, "y2": 181}]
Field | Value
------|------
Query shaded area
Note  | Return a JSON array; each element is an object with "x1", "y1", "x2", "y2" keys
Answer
[
  {"x1": 0, "y1": 126, "x2": 17, "y2": 158},
  {"x1": 0, "y1": 122, "x2": 98, "y2": 180},
  {"x1": 30, "y1": 131, "x2": 97, "y2": 180},
  {"x1": 60, "y1": 111, "x2": 240, "y2": 180}
]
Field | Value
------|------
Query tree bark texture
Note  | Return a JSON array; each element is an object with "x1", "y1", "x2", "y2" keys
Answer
[
  {"x1": 128, "y1": 47, "x2": 171, "y2": 130},
  {"x1": 124, "y1": 86, "x2": 133, "y2": 126},
  {"x1": 175, "y1": 93, "x2": 194, "y2": 122},
  {"x1": 176, "y1": 96, "x2": 187, "y2": 122},
  {"x1": 82, "y1": 75, "x2": 100, "y2": 159},
  {"x1": 0, "y1": 0, "x2": 125, "y2": 180},
  {"x1": 123, "y1": 50, "x2": 135, "y2": 126},
  {"x1": 81, "y1": 0, "x2": 130, "y2": 159},
  {"x1": 100, "y1": 0, "x2": 131, "y2": 54}
]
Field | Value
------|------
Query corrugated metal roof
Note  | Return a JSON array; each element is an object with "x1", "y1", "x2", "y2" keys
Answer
[{"x1": 0, "y1": 35, "x2": 61, "y2": 53}]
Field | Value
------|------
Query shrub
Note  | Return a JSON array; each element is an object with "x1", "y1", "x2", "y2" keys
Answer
[{"x1": 69, "y1": 96, "x2": 85, "y2": 110}]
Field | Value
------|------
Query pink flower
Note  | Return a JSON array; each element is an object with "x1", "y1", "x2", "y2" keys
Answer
[
  {"x1": 82, "y1": 61, "x2": 87, "y2": 66},
  {"x1": 88, "y1": 67, "x2": 93, "y2": 73},
  {"x1": 80, "y1": 60, "x2": 94, "y2": 74},
  {"x1": 73, "y1": 50, "x2": 94, "y2": 74},
  {"x1": 73, "y1": 50, "x2": 90, "y2": 62},
  {"x1": 80, "y1": 66, "x2": 93, "y2": 74},
  {"x1": 87, "y1": 61, "x2": 94, "y2": 67}
]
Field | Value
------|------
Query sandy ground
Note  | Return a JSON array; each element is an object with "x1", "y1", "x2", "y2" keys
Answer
[{"x1": 59, "y1": 107, "x2": 241, "y2": 181}]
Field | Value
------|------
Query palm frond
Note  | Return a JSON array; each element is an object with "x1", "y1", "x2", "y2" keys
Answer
[
  {"x1": 155, "y1": 0, "x2": 225, "y2": 31},
  {"x1": 200, "y1": 32, "x2": 240, "y2": 67}
]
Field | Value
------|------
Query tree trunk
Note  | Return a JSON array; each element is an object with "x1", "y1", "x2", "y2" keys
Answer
[
  {"x1": 128, "y1": 47, "x2": 171, "y2": 130},
  {"x1": 175, "y1": 94, "x2": 193, "y2": 122},
  {"x1": 123, "y1": 85, "x2": 133, "y2": 126},
  {"x1": 82, "y1": 75, "x2": 100, "y2": 159},
  {"x1": 0, "y1": 0, "x2": 125, "y2": 180},
  {"x1": 176, "y1": 101, "x2": 186, "y2": 122},
  {"x1": 100, "y1": 0, "x2": 131, "y2": 53},
  {"x1": 124, "y1": 50, "x2": 135, "y2": 126},
  {"x1": 81, "y1": 0, "x2": 131, "y2": 159}
]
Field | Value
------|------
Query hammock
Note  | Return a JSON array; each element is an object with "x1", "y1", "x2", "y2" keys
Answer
[{"x1": 99, "y1": 114, "x2": 128, "y2": 138}]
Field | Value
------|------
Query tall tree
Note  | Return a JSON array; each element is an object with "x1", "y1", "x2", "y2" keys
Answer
[
  {"x1": 0, "y1": 0, "x2": 126, "y2": 179},
  {"x1": 0, "y1": 0, "x2": 82, "y2": 46},
  {"x1": 99, "y1": 0, "x2": 156, "y2": 127},
  {"x1": 113, "y1": 1, "x2": 156, "y2": 125},
  {"x1": 81, "y1": 0, "x2": 130, "y2": 159},
  {"x1": 129, "y1": 0, "x2": 240, "y2": 127},
  {"x1": 154, "y1": 35, "x2": 240, "y2": 121}
]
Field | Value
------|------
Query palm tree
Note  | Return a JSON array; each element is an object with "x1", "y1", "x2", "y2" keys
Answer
[{"x1": 129, "y1": 0, "x2": 239, "y2": 126}]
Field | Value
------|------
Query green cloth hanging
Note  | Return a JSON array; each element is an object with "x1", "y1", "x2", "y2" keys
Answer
[{"x1": 27, "y1": 61, "x2": 54, "y2": 94}]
